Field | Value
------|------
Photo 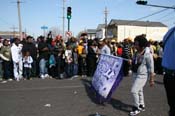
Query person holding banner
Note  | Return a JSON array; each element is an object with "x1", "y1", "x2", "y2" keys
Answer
[{"x1": 130, "y1": 35, "x2": 155, "y2": 116}]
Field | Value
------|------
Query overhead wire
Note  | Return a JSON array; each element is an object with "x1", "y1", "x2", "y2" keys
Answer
[
  {"x1": 155, "y1": 10, "x2": 174, "y2": 21},
  {"x1": 124, "y1": 8, "x2": 170, "y2": 26},
  {"x1": 0, "y1": 17, "x2": 12, "y2": 26},
  {"x1": 135, "y1": 8, "x2": 170, "y2": 21}
]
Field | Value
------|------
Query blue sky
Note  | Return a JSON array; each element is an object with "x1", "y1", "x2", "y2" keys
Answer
[{"x1": 0, "y1": 0, "x2": 174, "y2": 37}]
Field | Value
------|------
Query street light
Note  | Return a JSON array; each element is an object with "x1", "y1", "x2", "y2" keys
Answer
[
  {"x1": 136, "y1": 0, "x2": 147, "y2": 5},
  {"x1": 136, "y1": 0, "x2": 175, "y2": 9}
]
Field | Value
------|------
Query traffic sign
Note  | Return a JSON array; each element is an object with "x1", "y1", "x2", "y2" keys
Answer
[
  {"x1": 66, "y1": 31, "x2": 72, "y2": 37},
  {"x1": 41, "y1": 26, "x2": 48, "y2": 30}
]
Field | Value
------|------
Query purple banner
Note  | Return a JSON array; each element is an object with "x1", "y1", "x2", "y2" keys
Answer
[{"x1": 92, "y1": 54, "x2": 123, "y2": 99}]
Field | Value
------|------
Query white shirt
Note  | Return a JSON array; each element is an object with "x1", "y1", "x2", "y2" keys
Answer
[
  {"x1": 100, "y1": 45, "x2": 111, "y2": 55},
  {"x1": 23, "y1": 56, "x2": 33, "y2": 68},
  {"x1": 11, "y1": 43, "x2": 23, "y2": 63}
]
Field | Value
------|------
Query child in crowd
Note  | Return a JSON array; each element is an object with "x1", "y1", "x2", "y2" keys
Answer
[
  {"x1": 23, "y1": 51, "x2": 33, "y2": 80},
  {"x1": 65, "y1": 44, "x2": 73, "y2": 78},
  {"x1": 72, "y1": 47, "x2": 79, "y2": 78}
]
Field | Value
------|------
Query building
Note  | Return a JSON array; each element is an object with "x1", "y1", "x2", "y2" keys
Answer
[
  {"x1": 96, "y1": 24, "x2": 106, "y2": 39},
  {"x1": 107, "y1": 19, "x2": 168, "y2": 42},
  {"x1": 0, "y1": 31, "x2": 19, "y2": 40},
  {"x1": 85, "y1": 29, "x2": 96, "y2": 39}
]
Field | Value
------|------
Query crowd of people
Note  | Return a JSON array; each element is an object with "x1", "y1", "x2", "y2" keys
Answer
[
  {"x1": 0, "y1": 31, "x2": 171, "y2": 116},
  {"x1": 0, "y1": 33, "x2": 164, "y2": 82}
]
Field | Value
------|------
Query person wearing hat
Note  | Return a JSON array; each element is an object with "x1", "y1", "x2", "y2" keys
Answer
[
  {"x1": 162, "y1": 26, "x2": 175, "y2": 116},
  {"x1": 99, "y1": 38, "x2": 111, "y2": 55}
]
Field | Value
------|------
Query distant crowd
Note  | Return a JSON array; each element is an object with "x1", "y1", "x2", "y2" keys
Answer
[{"x1": 0, "y1": 33, "x2": 163, "y2": 82}]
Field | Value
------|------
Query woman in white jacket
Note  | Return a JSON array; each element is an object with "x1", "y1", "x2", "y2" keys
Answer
[{"x1": 130, "y1": 35, "x2": 155, "y2": 116}]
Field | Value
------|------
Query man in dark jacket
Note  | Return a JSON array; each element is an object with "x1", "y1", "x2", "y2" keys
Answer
[
  {"x1": 38, "y1": 36, "x2": 50, "y2": 79},
  {"x1": 22, "y1": 36, "x2": 37, "y2": 77}
]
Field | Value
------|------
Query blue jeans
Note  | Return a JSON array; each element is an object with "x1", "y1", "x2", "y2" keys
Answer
[
  {"x1": 73, "y1": 64, "x2": 78, "y2": 76},
  {"x1": 39, "y1": 59, "x2": 48, "y2": 76},
  {"x1": 65, "y1": 63, "x2": 73, "y2": 78}
]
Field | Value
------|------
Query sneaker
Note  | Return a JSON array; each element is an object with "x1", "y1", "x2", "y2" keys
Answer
[
  {"x1": 44, "y1": 74, "x2": 49, "y2": 78},
  {"x1": 1, "y1": 80, "x2": 7, "y2": 83},
  {"x1": 130, "y1": 107, "x2": 140, "y2": 116},
  {"x1": 8, "y1": 78, "x2": 13, "y2": 81},
  {"x1": 139, "y1": 104, "x2": 145, "y2": 111},
  {"x1": 40, "y1": 75, "x2": 45, "y2": 79},
  {"x1": 60, "y1": 74, "x2": 64, "y2": 79},
  {"x1": 15, "y1": 78, "x2": 20, "y2": 82},
  {"x1": 72, "y1": 75, "x2": 79, "y2": 78}
]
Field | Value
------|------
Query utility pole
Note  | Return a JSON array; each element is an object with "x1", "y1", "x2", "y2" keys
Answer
[
  {"x1": 62, "y1": 0, "x2": 66, "y2": 40},
  {"x1": 10, "y1": 26, "x2": 18, "y2": 38},
  {"x1": 104, "y1": 7, "x2": 108, "y2": 39},
  {"x1": 17, "y1": 0, "x2": 23, "y2": 40}
]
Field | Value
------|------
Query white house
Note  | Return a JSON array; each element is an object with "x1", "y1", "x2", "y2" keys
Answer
[
  {"x1": 107, "y1": 19, "x2": 168, "y2": 42},
  {"x1": 96, "y1": 24, "x2": 106, "y2": 39}
]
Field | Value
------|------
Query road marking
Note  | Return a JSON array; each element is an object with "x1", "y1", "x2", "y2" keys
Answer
[{"x1": 0, "y1": 85, "x2": 84, "y2": 92}]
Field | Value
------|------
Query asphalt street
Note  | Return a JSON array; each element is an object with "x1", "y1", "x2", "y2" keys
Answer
[{"x1": 0, "y1": 74, "x2": 169, "y2": 116}]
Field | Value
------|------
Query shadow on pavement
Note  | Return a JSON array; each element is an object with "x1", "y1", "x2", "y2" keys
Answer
[
  {"x1": 81, "y1": 78, "x2": 100, "y2": 105},
  {"x1": 110, "y1": 98, "x2": 132, "y2": 113},
  {"x1": 81, "y1": 78, "x2": 133, "y2": 113}
]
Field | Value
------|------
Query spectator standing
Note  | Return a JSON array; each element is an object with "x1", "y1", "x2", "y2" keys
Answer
[
  {"x1": 77, "y1": 41, "x2": 85, "y2": 76},
  {"x1": 72, "y1": 47, "x2": 79, "y2": 77},
  {"x1": 0, "y1": 39, "x2": 12, "y2": 81},
  {"x1": 65, "y1": 44, "x2": 73, "y2": 78},
  {"x1": 86, "y1": 40, "x2": 98, "y2": 77},
  {"x1": 22, "y1": 36, "x2": 37, "y2": 77},
  {"x1": 0, "y1": 38, "x2": 3, "y2": 80},
  {"x1": 38, "y1": 36, "x2": 50, "y2": 79},
  {"x1": 11, "y1": 38, "x2": 23, "y2": 81},
  {"x1": 54, "y1": 39, "x2": 65, "y2": 79},
  {"x1": 23, "y1": 51, "x2": 33, "y2": 80},
  {"x1": 99, "y1": 39, "x2": 111, "y2": 55},
  {"x1": 122, "y1": 38, "x2": 132, "y2": 76},
  {"x1": 162, "y1": 26, "x2": 175, "y2": 116}
]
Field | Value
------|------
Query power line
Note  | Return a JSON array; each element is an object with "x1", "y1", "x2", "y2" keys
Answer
[
  {"x1": 0, "y1": 17, "x2": 12, "y2": 26},
  {"x1": 135, "y1": 8, "x2": 169, "y2": 21},
  {"x1": 161, "y1": 15, "x2": 175, "y2": 22},
  {"x1": 124, "y1": 8, "x2": 170, "y2": 26},
  {"x1": 155, "y1": 11, "x2": 175, "y2": 21},
  {"x1": 10, "y1": 26, "x2": 18, "y2": 38}
]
